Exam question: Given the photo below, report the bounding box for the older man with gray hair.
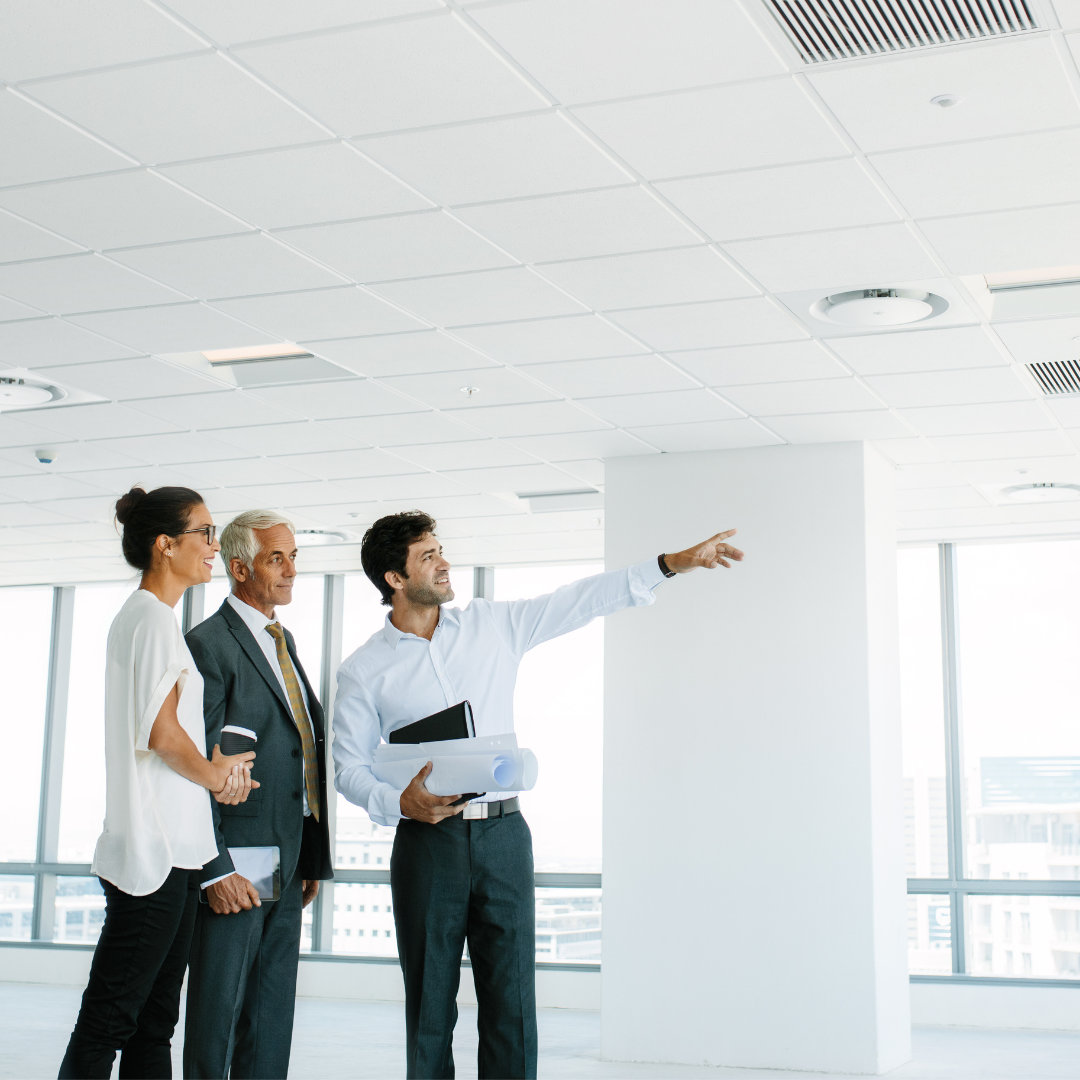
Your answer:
[183,510,332,1079]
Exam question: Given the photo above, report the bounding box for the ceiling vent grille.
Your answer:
[765,0,1038,64]
[1027,360,1080,397]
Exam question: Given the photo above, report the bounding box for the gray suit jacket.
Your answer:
[186,600,333,885]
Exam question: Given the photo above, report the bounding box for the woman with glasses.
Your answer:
[60,486,259,1079]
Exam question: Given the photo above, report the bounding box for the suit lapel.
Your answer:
[219,601,292,716]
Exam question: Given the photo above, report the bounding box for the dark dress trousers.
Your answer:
[182,600,332,1080]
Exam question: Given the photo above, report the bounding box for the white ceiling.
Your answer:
[2,0,1080,584]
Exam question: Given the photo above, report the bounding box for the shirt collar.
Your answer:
[380,605,458,648]
[227,593,277,638]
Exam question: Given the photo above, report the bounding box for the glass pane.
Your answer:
[906,894,952,975]
[535,887,601,964]
[53,876,105,944]
[966,895,1080,979]
[0,586,52,860]
[301,902,313,954]
[897,547,948,878]
[58,582,134,863]
[495,564,603,874]
[329,882,397,957]
[334,568,475,867]
[956,540,1080,880]
[0,876,35,941]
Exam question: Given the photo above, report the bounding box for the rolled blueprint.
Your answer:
[373,738,538,796]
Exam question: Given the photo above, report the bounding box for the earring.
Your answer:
[165,550,173,558]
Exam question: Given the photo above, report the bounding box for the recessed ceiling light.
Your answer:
[985,266,1080,290]
[811,289,946,328]
[0,375,66,410]
[517,489,602,513]
[202,343,311,364]
[294,529,350,546]
[1002,483,1080,504]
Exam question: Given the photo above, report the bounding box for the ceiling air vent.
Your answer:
[765,0,1038,64]
[1027,360,1080,397]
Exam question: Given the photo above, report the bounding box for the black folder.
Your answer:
[388,701,479,803]
[389,700,475,744]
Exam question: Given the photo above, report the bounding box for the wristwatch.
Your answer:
[658,553,676,578]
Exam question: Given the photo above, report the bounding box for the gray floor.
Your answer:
[5,982,1080,1079]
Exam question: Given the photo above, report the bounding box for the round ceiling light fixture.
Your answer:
[294,529,350,546]
[811,288,947,328]
[0,375,66,409]
[1002,482,1080,504]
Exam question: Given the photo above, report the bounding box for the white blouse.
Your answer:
[91,589,218,896]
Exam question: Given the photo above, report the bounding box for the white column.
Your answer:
[602,443,910,1074]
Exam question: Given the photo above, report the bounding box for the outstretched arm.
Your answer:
[662,529,744,573]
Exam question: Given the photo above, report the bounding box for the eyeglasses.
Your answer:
[179,524,217,546]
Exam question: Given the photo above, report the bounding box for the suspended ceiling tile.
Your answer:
[581,387,740,426]
[722,223,941,294]
[316,410,481,448]
[162,143,431,231]
[325,470,472,502]
[452,314,644,364]
[379,367,557,411]
[171,456,319,490]
[442,462,583,495]
[391,438,531,472]
[69,303,274,355]
[280,211,515,283]
[309,331,494,377]
[265,447,421,480]
[658,159,899,242]
[0,317,138,368]
[127,389,305,431]
[994,316,1080,366]
[358,112,630,205]
[10,441,143,474]
[626,416,783,452]
[473,0,785,103]
[0,170,244,250]
[207,478,342,509]
[30,401,186,440]
[864,368,1034,410]
[1044,398,1080,427]
[0,296,44,322]
[212,287,425,343]
[39,357,224,401]
[608,297,805,352]
[0,254,187,315]
[248,379,418,421]
[870,128,1080,220]
[919,203,1080,277]
[0,413,77,449]
[509,428,651,461]
[456,186,699,263]
[899,401,1054,438]
[928,429,1075,461]
[370,268,585,328]
[574,80,848,179]
[0,93,129,187]
[520,355,696,398]
[112,234,344,300]
[874,438,946,465]
[0,208,83,263]
[25,53,326,162]
[0,0,204,81]
[830,326,1010,375]
[807,37,1080,154]
[88,429,263,464]
[538,246,755,310]
[765,410,914,442]
[720,378,883,416]
[448,400,609,437]
[0,471,110,501]
[0,502,80,526]
[671,341,848,386]
[236,14,545,136]
[163,0,444,44]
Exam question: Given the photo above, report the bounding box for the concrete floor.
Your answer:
[6,982,1080,1079]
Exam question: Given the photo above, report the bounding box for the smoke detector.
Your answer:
[811,288,948,327]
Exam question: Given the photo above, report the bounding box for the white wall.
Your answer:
[601,444,910,1074]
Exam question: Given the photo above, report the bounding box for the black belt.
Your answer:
[462,797,520,820]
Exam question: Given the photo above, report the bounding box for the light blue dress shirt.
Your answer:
[332,559,667,826]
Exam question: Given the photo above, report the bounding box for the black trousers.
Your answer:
[183,867,303,1079]
[391,811,537,1080]
[59,867,197,1080]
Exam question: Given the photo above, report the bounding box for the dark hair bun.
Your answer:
[115,487,147,526]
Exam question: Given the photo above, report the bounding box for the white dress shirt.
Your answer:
[226,594,312,817]
[92,590,218,896]
[333,559,666,827]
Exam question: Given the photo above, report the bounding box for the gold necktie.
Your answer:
[266,622,320,821]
